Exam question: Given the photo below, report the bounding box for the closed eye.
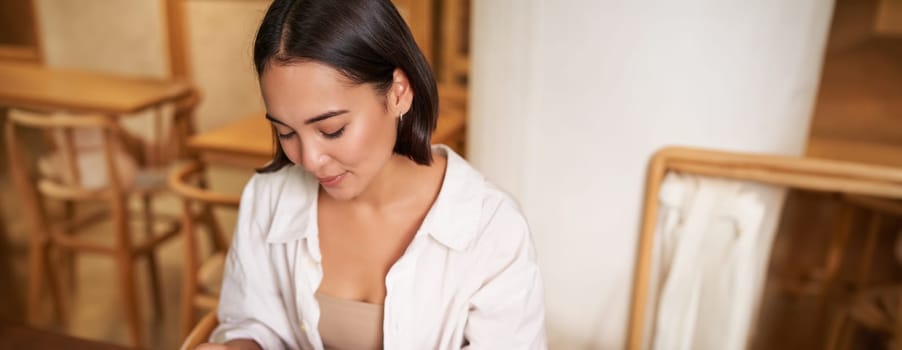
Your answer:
[321,127,345,139]
[277,131,296,139]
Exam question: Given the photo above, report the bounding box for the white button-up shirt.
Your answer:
[210,146,546,349]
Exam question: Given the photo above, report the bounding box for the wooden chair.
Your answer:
[824,196,902,350]
[627,146,902,350]
[4,111,182,348]
[168,161,239,339]
[179,308,219,350]
[828,285,902,350]
[0,203,24,327]
[780,194,901,299]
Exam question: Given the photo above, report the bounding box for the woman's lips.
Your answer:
[318,172,346,187]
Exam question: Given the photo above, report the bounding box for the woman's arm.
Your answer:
[194,339,263,350]
[206,176,293,349]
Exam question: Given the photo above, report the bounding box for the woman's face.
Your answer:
[260,61,412,200]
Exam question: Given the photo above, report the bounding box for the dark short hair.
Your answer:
[254,0,438,173]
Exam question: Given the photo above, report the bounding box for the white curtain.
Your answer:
[647,172,787,350]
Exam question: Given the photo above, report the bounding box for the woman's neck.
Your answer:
[344,153,438,213]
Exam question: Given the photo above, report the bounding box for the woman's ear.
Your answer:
[389,68,414,118]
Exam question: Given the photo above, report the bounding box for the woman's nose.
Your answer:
[299,141,329,172]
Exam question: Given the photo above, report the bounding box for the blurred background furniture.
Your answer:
[4,111,183,348]
[0,325,131,350]
[0,205,23,327]
[178,309,218,350]
[827,278,902,350]
[628,146,902,350]
[168,161,239,339]
[0,61,191,116]
[824,195,902,350]
[0,61,198,163]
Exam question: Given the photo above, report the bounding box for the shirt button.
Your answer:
[301,321,307,331]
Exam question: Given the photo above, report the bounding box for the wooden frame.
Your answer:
[627,146,902,350]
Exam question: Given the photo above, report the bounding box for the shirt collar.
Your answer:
[264,145,484,252]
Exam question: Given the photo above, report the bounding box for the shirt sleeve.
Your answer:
[209,175,291,350]
[463,200,548,349]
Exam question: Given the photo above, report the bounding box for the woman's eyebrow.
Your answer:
[265,110,349,126]
[304,110,349,124]
[265,113,288,126]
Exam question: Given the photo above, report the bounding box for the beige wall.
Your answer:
[184,0,267,132]
[35,0,168,78]
[34,0,267,133]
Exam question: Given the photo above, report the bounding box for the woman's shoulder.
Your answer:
[442,147,524,219]
[478,182,530,240]
[438,149,530,250]
[464,177,534,264]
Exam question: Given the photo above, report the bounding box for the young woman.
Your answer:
[196,1,545,349]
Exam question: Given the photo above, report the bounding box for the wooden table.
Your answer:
[0,61,191,115]
[189,108,467,168]
[0,325,131,350]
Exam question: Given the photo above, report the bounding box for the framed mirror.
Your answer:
[628,146,902,350]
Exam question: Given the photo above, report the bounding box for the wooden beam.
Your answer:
[162,0,191,79]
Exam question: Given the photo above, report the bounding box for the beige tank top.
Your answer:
[315,292,384,350]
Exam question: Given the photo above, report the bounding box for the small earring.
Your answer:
[399,113,405,122]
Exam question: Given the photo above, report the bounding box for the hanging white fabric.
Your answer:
[648,172,786,350]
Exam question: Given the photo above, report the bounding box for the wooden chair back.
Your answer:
[168,161,239,338]
[179,308,219,350]
[5,109,184,346]
[7,111,129,195]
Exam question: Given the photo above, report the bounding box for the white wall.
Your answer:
[469,1,835,348]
